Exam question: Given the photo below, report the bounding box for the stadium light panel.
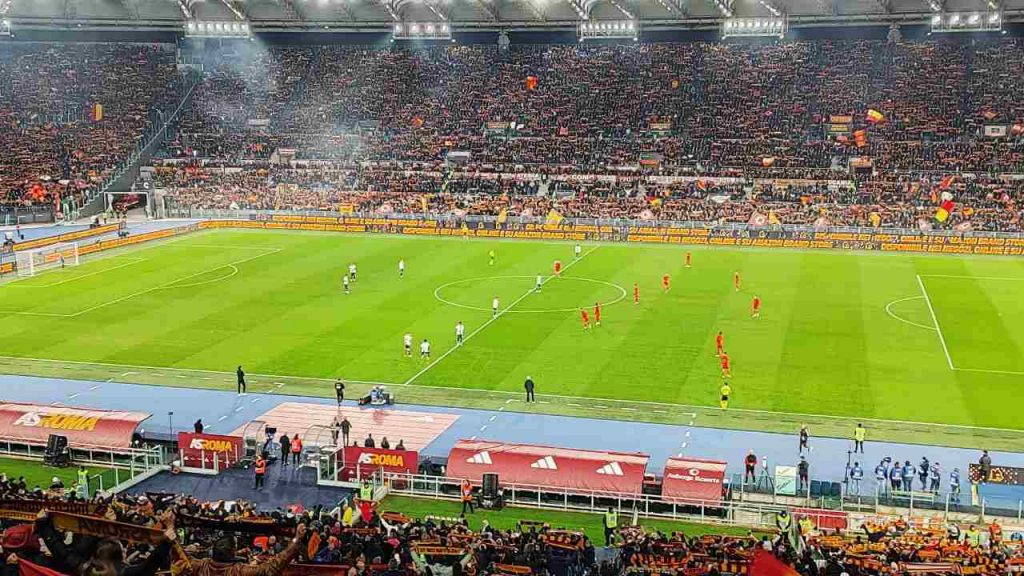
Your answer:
[393,21,453,39]
[722,16,787,38]
[930,10,1000,32]
[578,19,638,40]
[184,20,253,38]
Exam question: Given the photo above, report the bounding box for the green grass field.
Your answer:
[379,496,751,539]
[0,456,117,492]
[1,229,1022,448]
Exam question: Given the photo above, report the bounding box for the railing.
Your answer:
[0,440,167,496]
[371,470,831,530]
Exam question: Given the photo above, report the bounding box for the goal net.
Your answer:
[15,242,80,277]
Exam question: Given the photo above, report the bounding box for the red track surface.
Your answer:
[233,402,459,451]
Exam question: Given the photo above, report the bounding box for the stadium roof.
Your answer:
[3,0,1022,33]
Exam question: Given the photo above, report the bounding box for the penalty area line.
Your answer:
[64,248,281,318]
[402,246,600,386]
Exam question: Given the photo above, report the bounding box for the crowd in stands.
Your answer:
[155,165,1022,231]
[3,39,1024,230]
[148,39,1024,231]
[2,470,1023,576]
[0,43,185,210]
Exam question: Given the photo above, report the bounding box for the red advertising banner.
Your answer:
[447,439,649,494]
[177,432,243,470]
[0,402,149,450]
[341,446,418,479]
[794,507,848,531]
[661,457,726,504]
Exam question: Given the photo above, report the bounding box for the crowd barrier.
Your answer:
[11,223,122,253]
[195,215,1024,256]
[6,211,1022,276]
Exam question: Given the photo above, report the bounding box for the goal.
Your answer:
[15,242,80,277]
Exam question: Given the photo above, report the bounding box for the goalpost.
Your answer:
[15,242,80,277]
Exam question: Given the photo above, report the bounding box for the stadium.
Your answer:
[2,0,1024,575]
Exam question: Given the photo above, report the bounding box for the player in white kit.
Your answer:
[420,339,431,359]
[492,296,500,317]
[398,259,405,278]
[403,333,413,357]
[455,321,465,345]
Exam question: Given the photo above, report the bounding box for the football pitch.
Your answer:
[1,228,1022,449]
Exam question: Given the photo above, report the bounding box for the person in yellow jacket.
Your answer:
[603,507,618,546]
[853,423,866,453]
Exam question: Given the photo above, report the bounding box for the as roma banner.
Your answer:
[661,457,726,504]
[0,402,150,450]
[0,499,101,521]
[342,446,418,477]
[177,432,243,469]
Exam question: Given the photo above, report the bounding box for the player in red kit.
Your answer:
[554,260,562,276]
[662,274,671,293]
[720,352,731,378]
[715,331,724,357]
[633,283,640,305]
[685,252,692,268]
[580,308,591,330]
[751,295,761,319]
[594,302,601,326]
[734,271,741,292]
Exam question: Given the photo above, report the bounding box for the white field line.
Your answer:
[916,275,955,370]
[954,367,1024,376]
[67,248,280,317]
[1,258,147,288]
[0,353,1019,434]
[883,295,936,331]
[919,274,1024,282]
[403,246,600,385]
[2,248,280,318]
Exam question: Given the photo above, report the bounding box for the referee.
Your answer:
[236,366,246,394]
[335,380,345,406]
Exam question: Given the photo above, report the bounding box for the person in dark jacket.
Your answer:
[279,433,290,467]
[236,366,246,394]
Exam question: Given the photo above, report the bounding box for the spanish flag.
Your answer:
[853,129,868,148]
[525,75,538,91]
[496,208,508,225]
[90,103,103,122]
[768,210,779,225]
[544,209,564,228]
[869,212,881,227]
[866,109,885,123]
[936,199,954,223]
[419,195,429,212]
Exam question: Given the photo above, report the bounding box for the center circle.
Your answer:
[434,275,627,314]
